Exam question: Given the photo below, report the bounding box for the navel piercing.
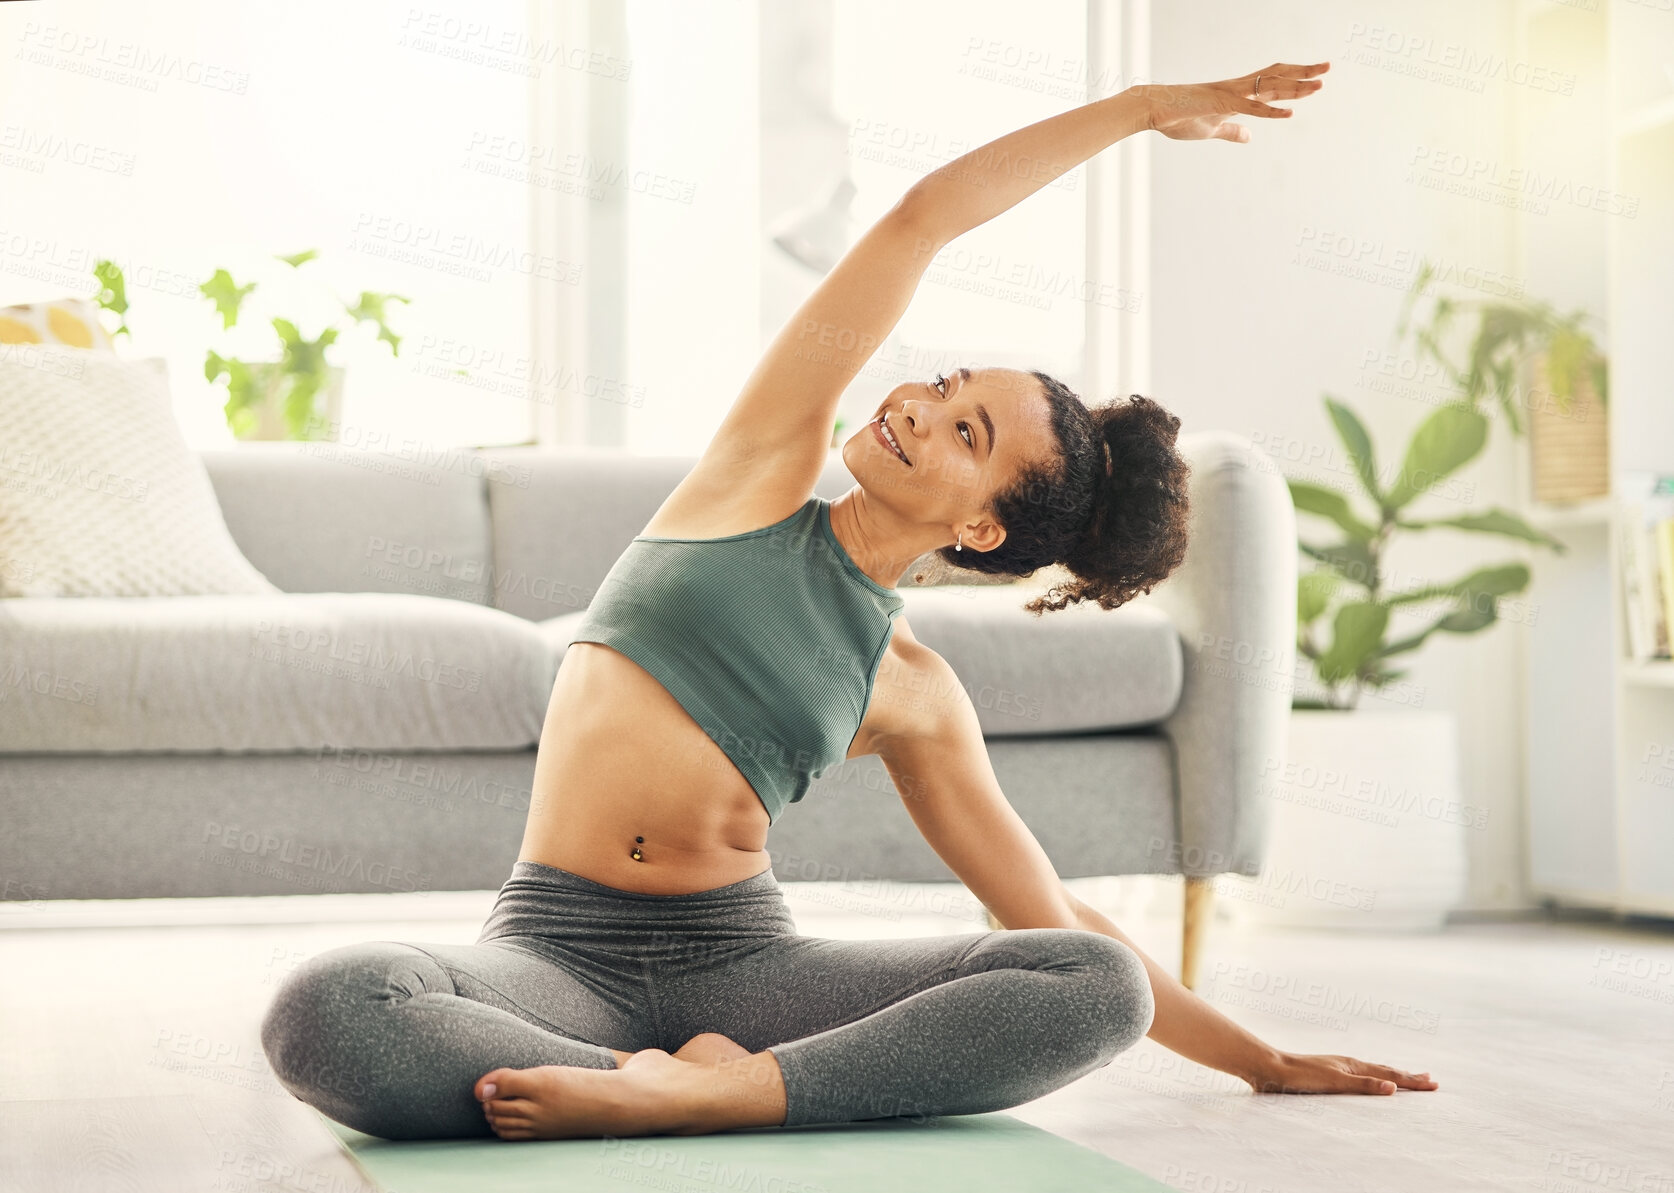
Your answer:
[956,531,963,551]
[631,835,645,862]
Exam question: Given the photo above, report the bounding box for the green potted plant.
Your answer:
[1290,394,1566,709]
[1226,356,1571,932]
[1396,259,1609,501]
[92,253,409,442]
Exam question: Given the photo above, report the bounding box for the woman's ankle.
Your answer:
[666,1050,788,1134]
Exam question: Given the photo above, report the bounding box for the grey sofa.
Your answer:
[0,433,1295,985]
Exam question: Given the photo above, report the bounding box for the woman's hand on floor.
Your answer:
[1243,1050,1439,1095]
[1133,61,1330,144]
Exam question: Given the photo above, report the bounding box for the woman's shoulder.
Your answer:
[863,616,962,745]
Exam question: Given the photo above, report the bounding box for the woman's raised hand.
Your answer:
[1135,61,1330,143]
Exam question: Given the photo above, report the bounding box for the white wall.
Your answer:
[1148,1,1538,910]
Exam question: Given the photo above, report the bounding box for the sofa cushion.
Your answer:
[200,443,497,604]
[0,296,116,350]
[0,593,555,753]
[896,585,1182,734]
[0,348,279,598]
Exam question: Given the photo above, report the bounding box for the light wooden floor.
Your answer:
[1,878,1669,1193]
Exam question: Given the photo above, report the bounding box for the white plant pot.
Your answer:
[1220,708,1470,931]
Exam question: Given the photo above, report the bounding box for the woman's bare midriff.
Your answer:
[515,641,784,895]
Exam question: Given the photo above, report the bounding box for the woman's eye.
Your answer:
[933,374,948,393]
[959,422,973,448]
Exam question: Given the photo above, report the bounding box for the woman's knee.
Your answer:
[978,928,1155,1061]
[1077,933,1155,1059]
[259,940,448,1105]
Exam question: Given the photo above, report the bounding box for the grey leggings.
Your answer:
[259,860,1154,1139]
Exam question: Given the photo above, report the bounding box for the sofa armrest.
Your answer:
[1138,431,1297,879]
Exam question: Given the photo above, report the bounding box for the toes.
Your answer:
[479,1067,538,1101]
[487,1099,530,1121]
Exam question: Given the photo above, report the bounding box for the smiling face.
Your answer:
[841,366,1057,554]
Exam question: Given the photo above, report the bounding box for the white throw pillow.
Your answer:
[0,344,278,597]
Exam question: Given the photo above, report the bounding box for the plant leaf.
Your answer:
[1384,401,1487,510]
[91,259,131,339]
[201,269,257,331]
[1436,604,1497,633]
[1316,601,1390,684]
[1298,570,1341,625]
[1322,395,1381,507]
[1383,562,1530,608]
[216,358,262,437]
[277,249,320,269]
[1288,480,1378,543]
[1377,627,1435,658]
[1396,506,1566,553]
[284,371,322,439]
[344,290,410,355]
[1299,540,1377,589]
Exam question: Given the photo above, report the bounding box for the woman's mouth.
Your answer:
[873,413,911,465]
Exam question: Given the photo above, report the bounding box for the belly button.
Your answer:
[630,835,645,862]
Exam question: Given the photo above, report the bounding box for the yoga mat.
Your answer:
[323,1111,1179,1192]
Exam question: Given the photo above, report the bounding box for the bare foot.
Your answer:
[476,1049,691,1140]
[671,1032,752,1066]
[475,1040,786,1140]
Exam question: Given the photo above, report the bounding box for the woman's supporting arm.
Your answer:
[902,61,1329,249]
[1066,892,1438,1095]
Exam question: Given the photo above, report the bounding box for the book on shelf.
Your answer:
[1616,471,1674,663]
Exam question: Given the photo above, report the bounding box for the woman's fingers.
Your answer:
[1266,61,1332,78]
[1386,1067,1438,1089]
[1238,98,1294,119]
[1256,77,1326,100]
[1361,1059,1439,1090]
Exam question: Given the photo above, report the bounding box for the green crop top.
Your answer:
[568,494,905,824]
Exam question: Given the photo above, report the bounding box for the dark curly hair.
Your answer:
[929,371,1193,616]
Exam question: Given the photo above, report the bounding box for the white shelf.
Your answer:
[1525,497,1613,530]
[1518,0,1674,924]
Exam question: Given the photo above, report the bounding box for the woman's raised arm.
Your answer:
[684,61,1326,521]
[904,61,1329,248]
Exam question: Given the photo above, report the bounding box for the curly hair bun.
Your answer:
[1041,394,1192,614]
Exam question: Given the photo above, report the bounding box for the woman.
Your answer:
[261,58,1437,1143]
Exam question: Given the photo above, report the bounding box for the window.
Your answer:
[1,1,533,451]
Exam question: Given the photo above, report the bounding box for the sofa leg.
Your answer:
[1182,876,1214,990]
